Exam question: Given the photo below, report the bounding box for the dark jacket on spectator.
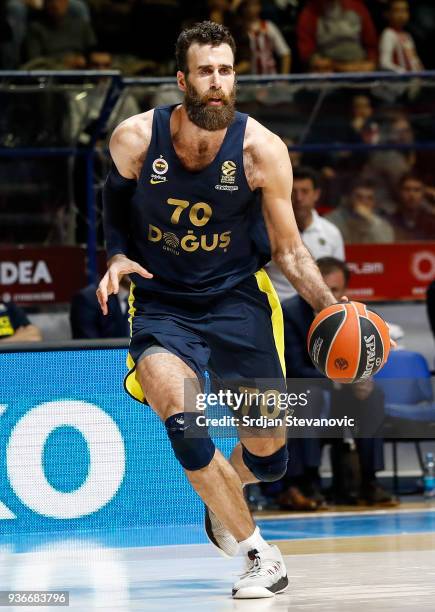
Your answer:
[282,295,323,379]
[70,284,129,340]
[24,13,96,62]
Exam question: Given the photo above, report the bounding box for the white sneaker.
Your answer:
[204,505,239,557]
[232,545,289,599]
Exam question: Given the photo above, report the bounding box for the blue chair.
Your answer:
[375,350,433,410]
[375,350,435,493]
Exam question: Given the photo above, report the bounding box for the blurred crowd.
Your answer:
[1,1,435,250]
[0,0,434,74]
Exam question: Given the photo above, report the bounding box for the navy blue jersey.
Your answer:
[127,105,263,298]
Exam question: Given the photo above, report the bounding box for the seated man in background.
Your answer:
[23,0,96,69]
[327,179,394,243]
[0,300,42,343]
[2,0,90,67]
[266,166,345,302]
[297,0,378,73]
[70,276,130,339]
[281,257,396,506]
[388,174,435,241]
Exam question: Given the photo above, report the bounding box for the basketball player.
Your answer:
[97,21,339,599]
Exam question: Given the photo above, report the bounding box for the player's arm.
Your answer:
[256,133,336,312]
[97,116,153,315]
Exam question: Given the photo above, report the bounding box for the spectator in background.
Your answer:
[129,0,182,75]
[266,166,345,302]
[72,49,140,243]
[388,174,435,240]
[362,111,418,213]
[23,0,96,69]
[1,0,90,68]
[327,179,395,243]
[25,0,90,21]
[379,0,423,73]
[87,0,134,55]
[427,280,435,341]
[0,301,42,342]
[189,1,252,74]
[203,0,231,24]
[0,0,14,68]
[70,276,130,339]
[236,0,291,74]
[86,50,140,134]
[407,0,435,70]
[276,258,348,510]
[297,0,378,73]
[349,94,375,140]
[281,257,396,507]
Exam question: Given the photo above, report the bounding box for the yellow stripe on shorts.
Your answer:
[125,281,146,403]
[254,269,286,377]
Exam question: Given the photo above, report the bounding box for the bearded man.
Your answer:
[97,20,340,600]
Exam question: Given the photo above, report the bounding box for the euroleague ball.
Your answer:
[307,301,390,382]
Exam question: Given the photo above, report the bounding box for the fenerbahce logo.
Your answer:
[150,156,168,185]
[215,160,239,192]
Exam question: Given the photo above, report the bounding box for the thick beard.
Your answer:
[184,80,236,131]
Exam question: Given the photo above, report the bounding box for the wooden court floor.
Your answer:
[1,504,435,611]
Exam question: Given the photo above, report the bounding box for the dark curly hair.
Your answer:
[175,20,236,74]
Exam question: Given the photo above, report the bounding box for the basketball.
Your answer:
[307,302,390,382]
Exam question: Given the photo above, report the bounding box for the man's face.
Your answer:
[242,0,262,20]
[350,187,376,212]
[179,43,236,131]
[389,1,409,28]
[322,269,347,302]
[400,179,424,211]
[352,95,372,120]
[292,178,320,217]
[391,118,414,144]
[45,0,69,20]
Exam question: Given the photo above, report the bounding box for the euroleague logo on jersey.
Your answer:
[215,160,239,192]
[150,156,168,185]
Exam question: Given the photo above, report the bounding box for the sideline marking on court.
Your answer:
[257,506,435,521]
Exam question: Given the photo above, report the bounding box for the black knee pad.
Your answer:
[242,444,288,482]
[165,412,215,471]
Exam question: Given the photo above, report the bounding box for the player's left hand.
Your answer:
[96,254,153,315]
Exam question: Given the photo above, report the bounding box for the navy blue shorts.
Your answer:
[124,269,285,404]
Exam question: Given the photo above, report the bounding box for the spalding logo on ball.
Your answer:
[307,301,390,383]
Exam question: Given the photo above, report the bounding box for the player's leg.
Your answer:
[226,431,289,598]
[135,349,255,545]
[205,270,289,597]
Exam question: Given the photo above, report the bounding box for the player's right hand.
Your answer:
[96,254,153,315]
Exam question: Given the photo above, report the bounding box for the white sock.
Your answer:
[239,526,270,554]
